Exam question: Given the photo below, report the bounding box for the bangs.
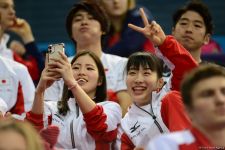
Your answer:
[66,1,109,39]
[126,52,163,77]
[72,2,109,33]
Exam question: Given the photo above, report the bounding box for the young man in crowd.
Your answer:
[44,1,131,116]
[0,0,44,85]
[147,64,225,150]
[171,0,213,64]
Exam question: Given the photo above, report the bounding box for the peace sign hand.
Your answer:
[128,8,166,46]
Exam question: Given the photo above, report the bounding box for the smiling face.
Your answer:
[71,10,103,45]
[0,0,15,29]
[72,54,101,99]
[126,65,161,106]
[188,76,225,129]
[172,10,209,52]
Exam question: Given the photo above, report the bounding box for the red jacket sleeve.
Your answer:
[121,133,135,150]
[158,36,198,91]
[13,52,40,82]
[161,91,192,132]
[26,111,45,131]
[83,105,118,142]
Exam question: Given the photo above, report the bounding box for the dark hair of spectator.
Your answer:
[181,64,225,108]
[65,0,110,44]
[173,0,213,34]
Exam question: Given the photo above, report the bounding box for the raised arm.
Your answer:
[128,8,198,91]
[31,56,57,114]
[128,8,166,47]
[25,56,58,130]
[49,52,96,114]
[9,18,45,84]
[9,18,34,44]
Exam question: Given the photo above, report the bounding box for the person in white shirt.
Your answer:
[0,55,35,116]
[0,0,44,84]
[44,1,131,116]
[0,12,35,116]
[26,50,122,150]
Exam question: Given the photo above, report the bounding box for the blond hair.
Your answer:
[0,119,44,150]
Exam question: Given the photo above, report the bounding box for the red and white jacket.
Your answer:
[116,36,198,149]
[26,99,122,150]
[0,56,35,115]
[147,127,215,150]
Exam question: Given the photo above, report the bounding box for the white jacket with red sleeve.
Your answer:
[115,35,198,150]
[0,56,35,115]
[26,98,122,150]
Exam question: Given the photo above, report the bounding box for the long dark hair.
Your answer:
[58,50,107,115]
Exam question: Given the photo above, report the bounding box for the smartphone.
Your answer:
[48,43,65,63]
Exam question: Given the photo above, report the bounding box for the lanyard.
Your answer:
[134,102,164,133]
[70,103,79,148]
[70,118,76,148]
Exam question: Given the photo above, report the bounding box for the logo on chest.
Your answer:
[129,121,146,140]
[130,121,140,133]
[52,113,65,127]
[0,77,13,94]
[0,77,11,86]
